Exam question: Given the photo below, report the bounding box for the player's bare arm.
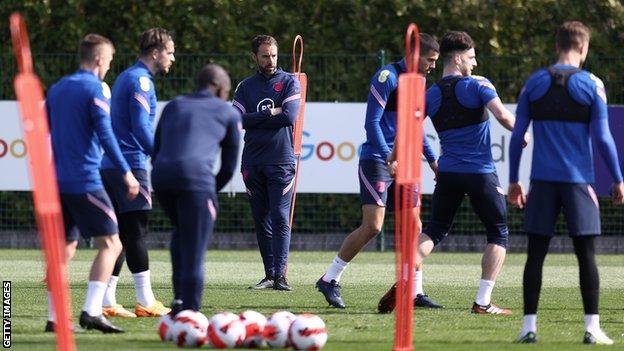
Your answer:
[487,97,530,146]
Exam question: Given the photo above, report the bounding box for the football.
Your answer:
[207,312,246,348]
[289,313,328,350]
[158,314,175,342]
[170,310,209,347]
[264,311,296,348]
[239,310,268,348]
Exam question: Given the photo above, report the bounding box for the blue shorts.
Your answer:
[424,172,508,247]
[358,159,420,211]
[524,181,601,236]
[61,190,118,241]
[101,168,152,213]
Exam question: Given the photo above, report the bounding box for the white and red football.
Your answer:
[207,312,246,349]
[170,310,209,348]
[289,313,328,350]
[264,311,296,348]
[239,310,268,348]
[158,313,175,342]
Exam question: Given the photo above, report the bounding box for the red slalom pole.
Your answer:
[289,35,308,228]
[10,13,75,351]
[393,23,425,351]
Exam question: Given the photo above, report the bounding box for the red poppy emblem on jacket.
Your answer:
[273,82,284,92]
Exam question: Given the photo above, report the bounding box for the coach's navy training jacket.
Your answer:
[151,90,242,192]
[232,68,301,166]
[47,70,130,194]
[101,61,157,171]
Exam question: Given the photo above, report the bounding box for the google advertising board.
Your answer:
[12,100,618,195]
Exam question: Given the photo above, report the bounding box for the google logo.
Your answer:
[301,131,363,162]
[0,138,27,158]
[300,131,440,162]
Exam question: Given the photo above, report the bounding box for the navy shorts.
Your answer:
[101,168,152,213]
[358,159,420,211]
[61,190,118,241]
[524,181,601,236]
[424,172,508,247]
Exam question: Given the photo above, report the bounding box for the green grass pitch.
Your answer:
[1,249,622,350]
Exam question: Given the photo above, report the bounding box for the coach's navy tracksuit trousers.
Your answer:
[242,164,296,279]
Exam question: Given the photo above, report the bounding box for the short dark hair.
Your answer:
[139,28,172,56]
[196,63,230,91]
[440,31,474,61]
[556,21,590,52]
[420,33,439,56]
[79,33,114,63]
[251,35,278,54]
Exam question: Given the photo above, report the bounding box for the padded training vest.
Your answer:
[431,76,487,132]
[529,67,591,123]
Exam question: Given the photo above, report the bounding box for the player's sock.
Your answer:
[584,314,600,333]
[133,270,156,307]
[413,269,424,296]
[102,275,119,307]
[47,291,56,322]
[520,314,537,335]
[323,256,348,283]
[475,279,495,306]
[83,281,107,316]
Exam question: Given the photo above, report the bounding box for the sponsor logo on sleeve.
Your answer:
[590,74,607,103]
[139,76,151,92]
[378,70,390,83]
[101,82,112,99]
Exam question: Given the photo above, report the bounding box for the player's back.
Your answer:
[104,61,156,169]
[152,91,240,191]
[426,75,498,173]
[522,64,600,183]
[47,70,110,193]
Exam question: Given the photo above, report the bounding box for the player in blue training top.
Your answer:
[152,64,241,315]
[509,21,624,345]
[317,33,441,310]
[45,34,139,333]
[99,28,175,318]
[232,35,301,292]
[413,31,529,316]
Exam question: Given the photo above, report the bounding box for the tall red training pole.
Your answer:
[10,13,76,351]
[393,23,425,351]
[289,35,307,228]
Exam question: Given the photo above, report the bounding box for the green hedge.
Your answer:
[2,1,624,102]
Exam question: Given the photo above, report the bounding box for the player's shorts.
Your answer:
[101,168,152,213]
[424,172,508,247]
[524,181,601,236]
[358,159,420,211]
[61,190,118,241]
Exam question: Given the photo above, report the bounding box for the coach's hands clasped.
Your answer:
[270,107,282,116]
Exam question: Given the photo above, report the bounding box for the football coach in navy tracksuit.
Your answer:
[232,35,301,292]
[151,64,241,314]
